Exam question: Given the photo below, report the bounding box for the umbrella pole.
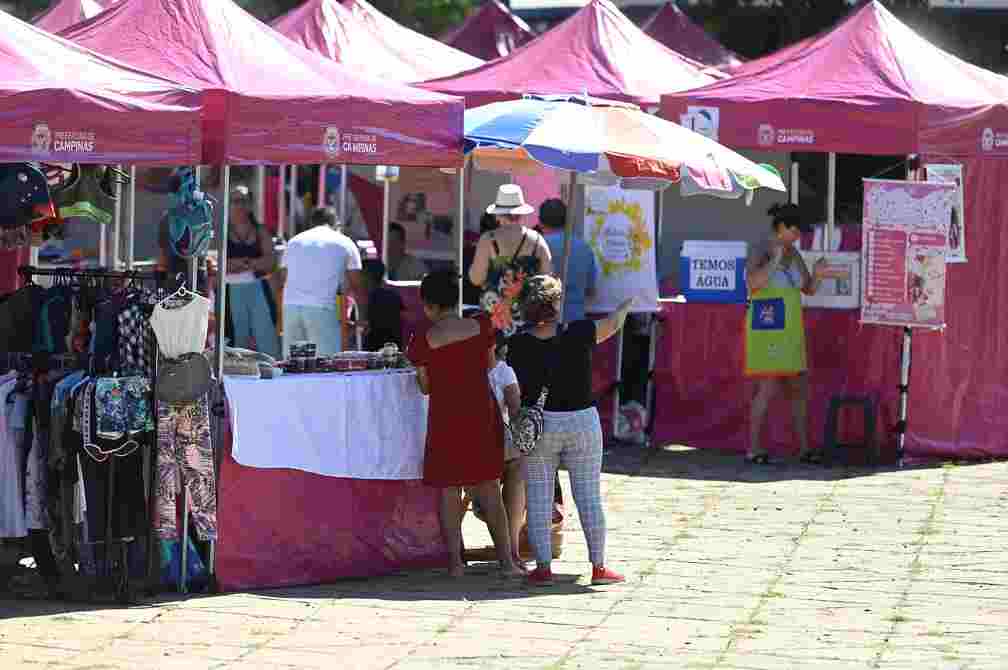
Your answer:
[127,166,136,270]
[255,166,266,226]
[277,166,286,239]
[558,171,577,322]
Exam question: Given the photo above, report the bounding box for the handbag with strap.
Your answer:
[510,385,548,455]
[156,352,213,403]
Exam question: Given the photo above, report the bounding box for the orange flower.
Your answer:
[490,301,512,330]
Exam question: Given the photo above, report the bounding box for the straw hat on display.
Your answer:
[486,183,534,216]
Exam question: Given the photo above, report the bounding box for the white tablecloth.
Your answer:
[223,370,428,479]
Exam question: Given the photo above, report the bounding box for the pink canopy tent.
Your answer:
[32,0,106,32]
[419,0,718,108]
[642,2,743,73]
[61,0,464,165]
[0,9,201,165]
[656,1,1008,461]
[660,1,1008,157]
[272,0,484,82]
[439,0,535,61]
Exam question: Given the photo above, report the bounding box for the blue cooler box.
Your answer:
[680,240,748,304]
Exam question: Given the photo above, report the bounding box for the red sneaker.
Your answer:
[591,566,625,586]
[526,566,554,586]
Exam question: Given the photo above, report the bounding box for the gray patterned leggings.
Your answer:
[523,407,606,567]
[155,398,217,542]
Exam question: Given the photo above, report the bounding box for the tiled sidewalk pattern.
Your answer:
[1,446,1006,669]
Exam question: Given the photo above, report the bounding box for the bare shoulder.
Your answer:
[426,317,481,350]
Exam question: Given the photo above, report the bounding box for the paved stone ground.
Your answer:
[2,445,1008,670]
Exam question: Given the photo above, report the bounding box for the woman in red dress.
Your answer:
[408,270,523,578]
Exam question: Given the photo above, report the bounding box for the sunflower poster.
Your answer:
[584,186,659,313]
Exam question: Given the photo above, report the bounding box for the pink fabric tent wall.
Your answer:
[0,9,201,165]
[61,0,464,165]
[642,2,743,73]
[439,0,535,61]
[657,1,1008,460]
[32,0,106,33]
[272,0,483,82]
[419,0,717,108]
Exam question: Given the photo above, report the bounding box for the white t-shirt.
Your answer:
[149,294,212,359]
[282,225,362,309]
[489,360,519,427]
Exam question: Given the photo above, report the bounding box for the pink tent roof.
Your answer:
[61,0,464,165]
[32,0,106,33]
[661,1,1008,158]
[0,9,200,165]
[419,0,717,108]
[439,0,535,62]
[271,0,482,82]
[642,3,743,73]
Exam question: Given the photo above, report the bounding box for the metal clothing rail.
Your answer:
[15,264,203,600]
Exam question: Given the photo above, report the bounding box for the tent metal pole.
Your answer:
[457,159,466,315]
[613,328,624,443]
[277,165,286,239]
[826,152,836,251]
[643,188,663,447]
[339,165,348,227]
[111,165,123,269]
[382,178,391,266]
[126,167,136,269]
[790,162,800,206]
[895,156,918,469]
[558,171,578,322]
[99,218,107,268]
[288,165,298,236]
[255,166,266,225]
[318,164,327,209]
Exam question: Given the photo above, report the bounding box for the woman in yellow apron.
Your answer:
[745,204,826,465]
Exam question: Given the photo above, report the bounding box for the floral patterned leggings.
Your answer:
[155,398,217,542]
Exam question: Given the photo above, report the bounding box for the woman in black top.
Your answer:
[508,275,632,587]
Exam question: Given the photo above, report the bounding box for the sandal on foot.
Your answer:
[799,450,823,465]
[745,453,770,465]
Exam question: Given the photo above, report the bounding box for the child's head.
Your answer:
[363,259,386,287]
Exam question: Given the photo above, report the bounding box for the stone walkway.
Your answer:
[2,445,1007,669]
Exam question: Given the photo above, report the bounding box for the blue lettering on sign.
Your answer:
[751,298,785,330]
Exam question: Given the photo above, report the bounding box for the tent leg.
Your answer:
[826,152,836,251]
[277,166,286,239]
[210,164,231,586]
[644,315,658,448]
[457,159,467,315]
[288,165,298,236]
[99,219,108,268]
[382,179,391,265]
[897,326,911,469]
[111,165,123,269]
[558,171,578,323]
[339,165,348,227]
[255,166,266,226]
[127,167,136,270]
[612,328,624,444]
[790,162,800,206]
[318,164,327,209]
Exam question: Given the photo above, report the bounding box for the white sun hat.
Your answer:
[486,183,534,215]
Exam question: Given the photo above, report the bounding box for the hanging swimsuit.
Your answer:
[479,229,542,337]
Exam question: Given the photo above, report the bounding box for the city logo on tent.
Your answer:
[981,127,1008,152]
[31,123,95,155]
[757,123,815,147]
[324,127,378,158]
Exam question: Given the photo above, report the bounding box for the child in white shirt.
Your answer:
[486,338,526,567]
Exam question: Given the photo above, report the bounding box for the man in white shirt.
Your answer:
[279,207,362,357]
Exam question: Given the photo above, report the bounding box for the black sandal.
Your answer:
[745,453,770,465]
[799,450,823,465]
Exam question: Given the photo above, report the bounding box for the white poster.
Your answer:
[924,164,966,263]
[799,251,861,309]
[584,186,659,313]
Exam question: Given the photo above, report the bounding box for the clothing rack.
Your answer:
[14,265,203,600]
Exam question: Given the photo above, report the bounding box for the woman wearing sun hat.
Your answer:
[469,184,553,337]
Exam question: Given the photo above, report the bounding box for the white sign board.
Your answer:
[799,251,861,309]
[924,164,966,263]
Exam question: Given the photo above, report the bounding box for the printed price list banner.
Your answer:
[861,179,955,329]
